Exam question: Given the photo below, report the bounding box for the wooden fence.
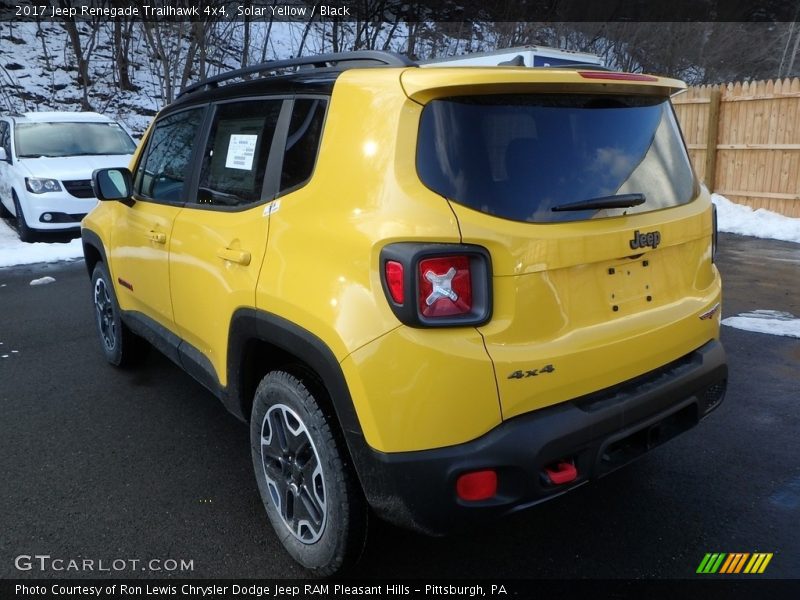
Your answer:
[673,78,800,218]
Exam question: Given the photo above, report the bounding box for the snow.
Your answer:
[0,220,83,267]
[712,193,800,244]
[722,310,800,338]
[0,20,419,137]
[1,22,157,135]
[0,21,362,136]
[29,275,56,285]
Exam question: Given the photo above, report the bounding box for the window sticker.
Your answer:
[225,134,258,170]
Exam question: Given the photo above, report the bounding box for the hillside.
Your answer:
[0,20,309,135]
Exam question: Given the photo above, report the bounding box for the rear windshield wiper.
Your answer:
[551,193,646,212]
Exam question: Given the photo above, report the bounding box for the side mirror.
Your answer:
[92,167,132,201]
[0,147,8,162]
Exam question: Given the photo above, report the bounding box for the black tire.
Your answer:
[13,191,36,243]
[90,262,148,367]
[250,370,368,576]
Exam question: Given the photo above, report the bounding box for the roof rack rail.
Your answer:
[178,51,416,99]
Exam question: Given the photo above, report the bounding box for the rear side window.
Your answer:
[197,99,283,207]
[135,108,204,203]
[417,94,696,223]
[280,98,326,194]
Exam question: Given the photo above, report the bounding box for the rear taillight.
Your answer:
[380,243,491,327]
[418,256,472,317]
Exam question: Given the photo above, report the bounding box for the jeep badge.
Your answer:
[629,230,661,250]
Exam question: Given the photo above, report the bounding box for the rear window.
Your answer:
[416,94,696,223]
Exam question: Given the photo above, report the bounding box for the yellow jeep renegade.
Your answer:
[83,51,727,575]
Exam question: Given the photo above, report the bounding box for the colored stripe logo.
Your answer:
[697,553,773,574]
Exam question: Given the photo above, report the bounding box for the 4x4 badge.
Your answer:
[507,364,555,379]
[629,229,661,250]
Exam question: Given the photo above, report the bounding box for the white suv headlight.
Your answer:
[25,177,62,193]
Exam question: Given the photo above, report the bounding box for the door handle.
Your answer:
[217,247,251,266]
[147,230,166,244]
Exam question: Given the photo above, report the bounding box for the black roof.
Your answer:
[164,51,416,115]
[164,72,341,114]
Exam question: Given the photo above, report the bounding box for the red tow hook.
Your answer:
[544,460,578,485]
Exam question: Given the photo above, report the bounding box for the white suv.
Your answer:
[0,112,136,241]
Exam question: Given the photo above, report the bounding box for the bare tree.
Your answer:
[139,19,179,103]
[113,16,136,91]
[0,63,24,112]
[259,17,276,63]
[59,0,102,110]
[510,22,795,84]
[138,18,206,104]
[34,19,53,73]
[405,20,421,58]
[296,2,321,56]
[241,1,251,68]
[179,21,207,90]
[778,20,800,78]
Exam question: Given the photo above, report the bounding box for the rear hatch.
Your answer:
[405,68,720,419]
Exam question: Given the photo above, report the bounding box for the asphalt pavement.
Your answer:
[0,233,798,580]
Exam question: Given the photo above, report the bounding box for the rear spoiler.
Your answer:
[400,68,687,104]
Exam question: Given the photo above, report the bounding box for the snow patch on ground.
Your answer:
[29,275,56,286]
[0,220,83,267]
[713,194,800,244]
[722,310,800,338]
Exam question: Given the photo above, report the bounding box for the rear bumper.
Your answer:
[354,339,727,534]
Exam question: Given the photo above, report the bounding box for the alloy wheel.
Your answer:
[260,404,327,543]
[93,277,116,351]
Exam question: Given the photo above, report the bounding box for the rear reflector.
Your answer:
[385,260,405,304]
[418,256,472,318]
[578,71,658,82]
[544,460,578,485]
[456,470,497,501]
